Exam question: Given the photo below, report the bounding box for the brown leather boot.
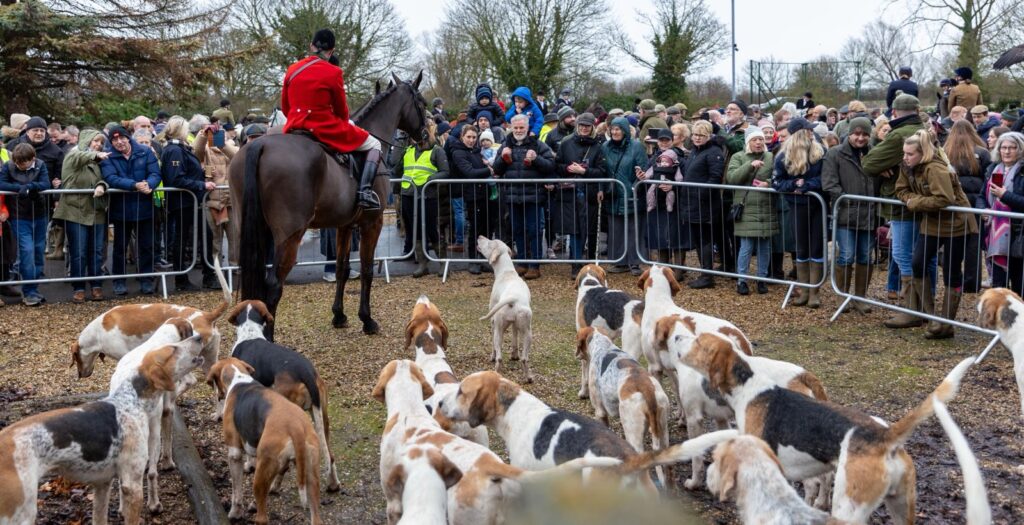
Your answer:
[884,277,924,328]
[853,264,872,313]
[524,268,541,280]
[834,265,851,313]
[925,288,960,340]
[792,262,809,306]
[807,262,823,308]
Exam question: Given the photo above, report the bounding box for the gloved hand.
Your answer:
[18,186,30,197]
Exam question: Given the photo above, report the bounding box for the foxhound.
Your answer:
[437,369,740,494]
[477,236,534,383]
[977,288,1024,420]
[678,332,975,524]
[209,357,323,525]
[706,397,991,525]
[383,444,463,525]
[576,327,671,485]
[210,300,340,492]
[71,262,229,378]
[373,360,623,525]
[0,334,203,525]
[575,264,644,399]
[406,295,489,446]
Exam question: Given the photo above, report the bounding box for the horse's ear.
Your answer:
[412,70,423,90]
[375,80,381,95]
[391,72,402,86]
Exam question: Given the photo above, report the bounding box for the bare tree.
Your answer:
[745,57,792,104]
[840,22,915,86]
[416,27,492,110]
[236,0,413,100]
[614,0,726,102]
[443,0,611,96]
[894,0,1021,77]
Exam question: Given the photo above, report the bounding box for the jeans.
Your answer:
[65,221,105,291]
[453,197,465,245]
[11,217,46,297]
[835,228,872,266]
[737,237,771,284]
[112,218,155,291]
[888,220,937,291]
[510,202,542,270]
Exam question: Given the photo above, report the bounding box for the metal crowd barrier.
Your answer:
[420,178,629,281]
[0,188,197,299]
[828,194,1002,360]
[632,179,828,308]
[200,179,414,289]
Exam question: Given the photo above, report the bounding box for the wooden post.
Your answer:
[171,409,229,525]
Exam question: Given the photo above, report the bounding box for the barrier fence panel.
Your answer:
[0,188,198,300]
[422,178,629,281]
[201,179,415,289]
[828,194,1001,360]
[632,179,828,308]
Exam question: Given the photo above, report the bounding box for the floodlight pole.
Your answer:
[731,0,737,99]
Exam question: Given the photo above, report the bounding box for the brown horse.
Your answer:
[229,72,428,338]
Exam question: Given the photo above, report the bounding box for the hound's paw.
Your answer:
[683,479,702,491]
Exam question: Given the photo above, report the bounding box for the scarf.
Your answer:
[987,161,1022,267]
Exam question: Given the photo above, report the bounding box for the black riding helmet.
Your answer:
[312,29,335,51]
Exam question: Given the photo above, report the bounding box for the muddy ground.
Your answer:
[0,268,1021,524]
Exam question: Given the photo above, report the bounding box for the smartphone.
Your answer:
[213,129,226,148]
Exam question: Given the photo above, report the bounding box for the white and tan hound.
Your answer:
[678,333,975,524]
[978,287,1024,420]
[477,236,534,383]
[0,335,203,525]
[405,295,488,446]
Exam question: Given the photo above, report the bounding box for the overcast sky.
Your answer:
[392,0,913,87]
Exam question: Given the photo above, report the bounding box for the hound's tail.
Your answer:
[515,456,623,482]
[480,298,517,321]
[621,429,739,473]
[201,258,232,324]
[933,397,991,524]
[884,357,974,448]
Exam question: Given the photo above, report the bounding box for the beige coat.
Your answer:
[193,130,237,210]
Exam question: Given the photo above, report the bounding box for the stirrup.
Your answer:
[357,189,381,210]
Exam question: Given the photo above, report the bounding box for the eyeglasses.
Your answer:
[999,145,1019,151]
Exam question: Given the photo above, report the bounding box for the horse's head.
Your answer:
[391,71,429,142]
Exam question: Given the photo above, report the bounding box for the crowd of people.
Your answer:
[0,103,270,306]
[398,67,1024,340]
[5,63,1024,341]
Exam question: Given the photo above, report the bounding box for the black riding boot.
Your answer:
[357,149,382,211]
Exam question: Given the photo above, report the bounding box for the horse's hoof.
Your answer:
[333,315,348,329]
[362,320,380,335]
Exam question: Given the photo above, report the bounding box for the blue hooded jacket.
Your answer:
[504,86,544,135]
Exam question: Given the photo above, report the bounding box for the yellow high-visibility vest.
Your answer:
[401,146,437,189]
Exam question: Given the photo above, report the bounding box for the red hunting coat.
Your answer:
[281,56,369,153]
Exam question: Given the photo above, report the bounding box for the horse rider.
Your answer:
[281,28,382,210]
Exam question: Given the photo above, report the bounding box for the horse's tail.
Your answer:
[240,141,269,302]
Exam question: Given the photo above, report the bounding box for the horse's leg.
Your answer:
[332,226,354,329]
[358,215,384,335]
[266,230,303,340]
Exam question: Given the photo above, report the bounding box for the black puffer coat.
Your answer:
[449,140,491,201]
[492,134,555,204]
[556,132,607,199]
[681,136,725,224]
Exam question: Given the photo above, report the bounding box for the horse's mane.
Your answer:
[352,82,403,123]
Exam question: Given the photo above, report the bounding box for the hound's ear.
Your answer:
[575,327,593,360]
[141,347,178,391]
[438,318,449,350]
[375,80,381,95]
[636,269,651,291]
[430,449,463,489]
[410,363,435,400]
[70,342,82,372]
[979,293,1000,329]
[372,361,399,403]
[654,316,677,351]
[662,267,682,296]
[707,340,735,394]
[488,246,502,266]
[412,70,423,90]
[404,319,416,350]
[241,361,255,375]
[715,445,740,502]
[392,72,402,86]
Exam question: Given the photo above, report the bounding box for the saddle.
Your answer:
[287,129,364,174]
